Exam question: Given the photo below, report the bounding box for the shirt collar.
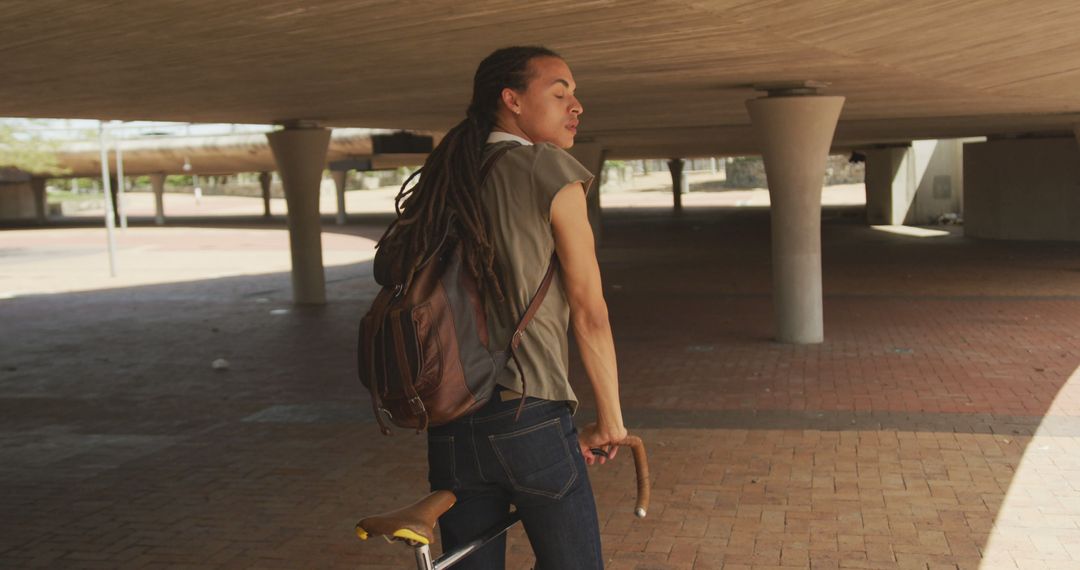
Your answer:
[486,130,533,146]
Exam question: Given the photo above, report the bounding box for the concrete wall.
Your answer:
[0,181,38,220]
[965,137,1080,241]
[908,139,964,225]
[864,139,965,226]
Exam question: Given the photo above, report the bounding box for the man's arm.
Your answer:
[550,181,626,464]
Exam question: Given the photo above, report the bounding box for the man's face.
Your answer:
[512,56,583,149]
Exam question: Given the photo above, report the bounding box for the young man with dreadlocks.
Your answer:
[382,46,625,569]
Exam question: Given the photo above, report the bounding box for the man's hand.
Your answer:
[578,422,628,465]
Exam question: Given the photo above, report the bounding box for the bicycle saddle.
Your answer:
[356,490,456,545]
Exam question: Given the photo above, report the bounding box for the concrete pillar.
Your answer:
[668,158,686,212]
[567,142,606,244]
[863,140,965,226]
[746,94,844,344]
[266,126,332,305]
[30,177,47,223]
[258,171,272,217]
[108,175,120,221]
[862,146,911,225]
[150,173,167,225]
[331,169,348,225]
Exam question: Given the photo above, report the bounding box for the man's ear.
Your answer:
[500,87,521,115]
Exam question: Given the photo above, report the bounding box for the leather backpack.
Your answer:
[357,146,555,434]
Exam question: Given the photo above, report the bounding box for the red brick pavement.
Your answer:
[2,206,1080,569]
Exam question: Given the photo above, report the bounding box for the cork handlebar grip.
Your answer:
[616,435,650,518]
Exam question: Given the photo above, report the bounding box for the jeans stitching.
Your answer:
[489,417,578,500]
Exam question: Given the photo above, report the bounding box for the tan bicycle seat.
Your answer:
[355,490,456,545]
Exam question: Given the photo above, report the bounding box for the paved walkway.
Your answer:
[2,205,1079,569]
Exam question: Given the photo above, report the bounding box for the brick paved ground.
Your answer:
[2,205,1080,569]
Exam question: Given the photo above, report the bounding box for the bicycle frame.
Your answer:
[360,435,649,570]
[414,511,521,570]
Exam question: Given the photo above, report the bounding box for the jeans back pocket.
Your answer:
[489,417,577,499]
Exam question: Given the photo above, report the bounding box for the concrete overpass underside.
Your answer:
[3,2,1080,156]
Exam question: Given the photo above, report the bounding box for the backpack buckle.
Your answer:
[407,396,426,416]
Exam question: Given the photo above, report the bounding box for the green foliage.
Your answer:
[0,123,70,176]
[167,175,194,186]
[47,189,103,203]
[724,156,767,188]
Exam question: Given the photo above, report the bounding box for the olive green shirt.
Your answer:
[480,140,595,412]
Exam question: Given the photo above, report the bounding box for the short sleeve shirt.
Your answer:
[479,139,595,412]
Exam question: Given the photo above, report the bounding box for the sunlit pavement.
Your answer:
[2,204,1079,569]
[57,177,866,220]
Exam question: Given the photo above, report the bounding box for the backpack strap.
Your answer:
[481,143,514,185]
[362,288,397,435]
[506,253,558,420]
[510,255,558,352]
[390,310,429,433]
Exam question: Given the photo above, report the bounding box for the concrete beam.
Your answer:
[746,94,844,344]
[266,127,332,305]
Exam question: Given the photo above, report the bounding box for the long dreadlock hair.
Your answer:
[376,46,561,307]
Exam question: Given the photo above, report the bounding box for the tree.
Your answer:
[0,122,69,176]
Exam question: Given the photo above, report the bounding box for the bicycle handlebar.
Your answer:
[615,435,650,518]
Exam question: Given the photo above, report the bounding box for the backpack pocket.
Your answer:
[411,303,443,393]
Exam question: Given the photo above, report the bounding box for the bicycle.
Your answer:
[356,435,650,570]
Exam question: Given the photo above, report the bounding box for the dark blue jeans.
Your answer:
[427,389,603,569]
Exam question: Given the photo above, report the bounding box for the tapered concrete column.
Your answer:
[266,127,332,305]
[258,171,272,217]
[668,158,686,212]
[30,177,47,223]
[331,169,348,225]
[149,173,167,225]
[746,95,844,344]
[567,142,605,244]
[108,175,120,220]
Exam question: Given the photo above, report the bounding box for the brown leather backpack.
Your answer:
[357,147,555,435]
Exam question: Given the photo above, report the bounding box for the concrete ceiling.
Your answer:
[3,1,1080,159]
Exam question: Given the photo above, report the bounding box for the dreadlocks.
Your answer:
[376,46,561,308]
